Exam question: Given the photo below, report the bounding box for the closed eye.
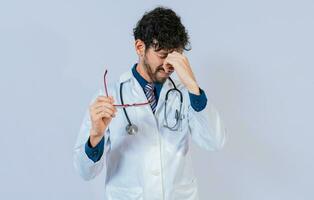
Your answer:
[159,55,167,59]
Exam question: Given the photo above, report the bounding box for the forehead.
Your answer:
[152,48,183,54]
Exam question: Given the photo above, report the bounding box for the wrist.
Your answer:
[89,131,104,147]
[187,82,200,95]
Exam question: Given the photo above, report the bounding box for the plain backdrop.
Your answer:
[0,0,313,200]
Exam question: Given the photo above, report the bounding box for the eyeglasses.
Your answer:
[104,69,151,108]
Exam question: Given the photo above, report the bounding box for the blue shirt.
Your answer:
[85,63,208,162]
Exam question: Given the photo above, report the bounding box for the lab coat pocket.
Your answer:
[162,104,187,133]
[173,178,198,200]
[106,185,143,200]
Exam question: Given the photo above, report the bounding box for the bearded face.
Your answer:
[142,48,174,83]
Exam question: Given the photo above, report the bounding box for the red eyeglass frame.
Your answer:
[104,69,151,108]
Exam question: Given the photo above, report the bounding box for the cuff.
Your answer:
[85,136,104,163]
[189,88,208,112]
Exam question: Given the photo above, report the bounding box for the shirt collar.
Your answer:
[131,63,164,98]
[131,63,148,89]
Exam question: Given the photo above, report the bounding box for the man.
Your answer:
[74,6,226,200]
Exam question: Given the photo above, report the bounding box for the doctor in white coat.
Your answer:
[74,6,226,200]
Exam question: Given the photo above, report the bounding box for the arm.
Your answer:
[187,89,226,151]
[73,107,111,181]
[73,89,113,180]
[163,51,226,150]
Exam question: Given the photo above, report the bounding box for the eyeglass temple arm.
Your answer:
[104,69,109,97]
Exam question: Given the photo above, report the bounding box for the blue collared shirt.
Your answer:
[85,63,208,162]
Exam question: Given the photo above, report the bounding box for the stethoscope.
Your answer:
[120,77,183,135]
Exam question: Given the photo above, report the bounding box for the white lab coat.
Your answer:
[73,69,226,200]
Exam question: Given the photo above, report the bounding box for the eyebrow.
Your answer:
[156,51,167,55]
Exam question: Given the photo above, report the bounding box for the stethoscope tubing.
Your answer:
[120,77,183,134]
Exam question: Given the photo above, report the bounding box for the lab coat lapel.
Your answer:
[119,70,158,129]
[119,70,148,103]
[155,78,173,115]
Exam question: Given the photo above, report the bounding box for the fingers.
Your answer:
[96,96,114,103]
[94,109,115,120]
[163,52,188,72]
[93,96,115,108]
[167,51,187,63]
[91,107,116,121]
[94,105,116,116]
[90,96,117,120]
[93,103,117,113]
[163,60,175,73]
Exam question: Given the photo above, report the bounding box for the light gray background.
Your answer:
[0,0,313,199]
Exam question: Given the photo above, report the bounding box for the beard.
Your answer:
[143,56,168,84]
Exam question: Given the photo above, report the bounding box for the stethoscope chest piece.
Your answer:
[126,124,138,135]
[120,77,183,135]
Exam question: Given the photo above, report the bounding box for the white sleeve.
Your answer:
[73,89,111,181]
[187,96,227,151]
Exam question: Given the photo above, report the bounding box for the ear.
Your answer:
[134,39,146,57]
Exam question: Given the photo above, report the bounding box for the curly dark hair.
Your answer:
[133,6,191,52]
